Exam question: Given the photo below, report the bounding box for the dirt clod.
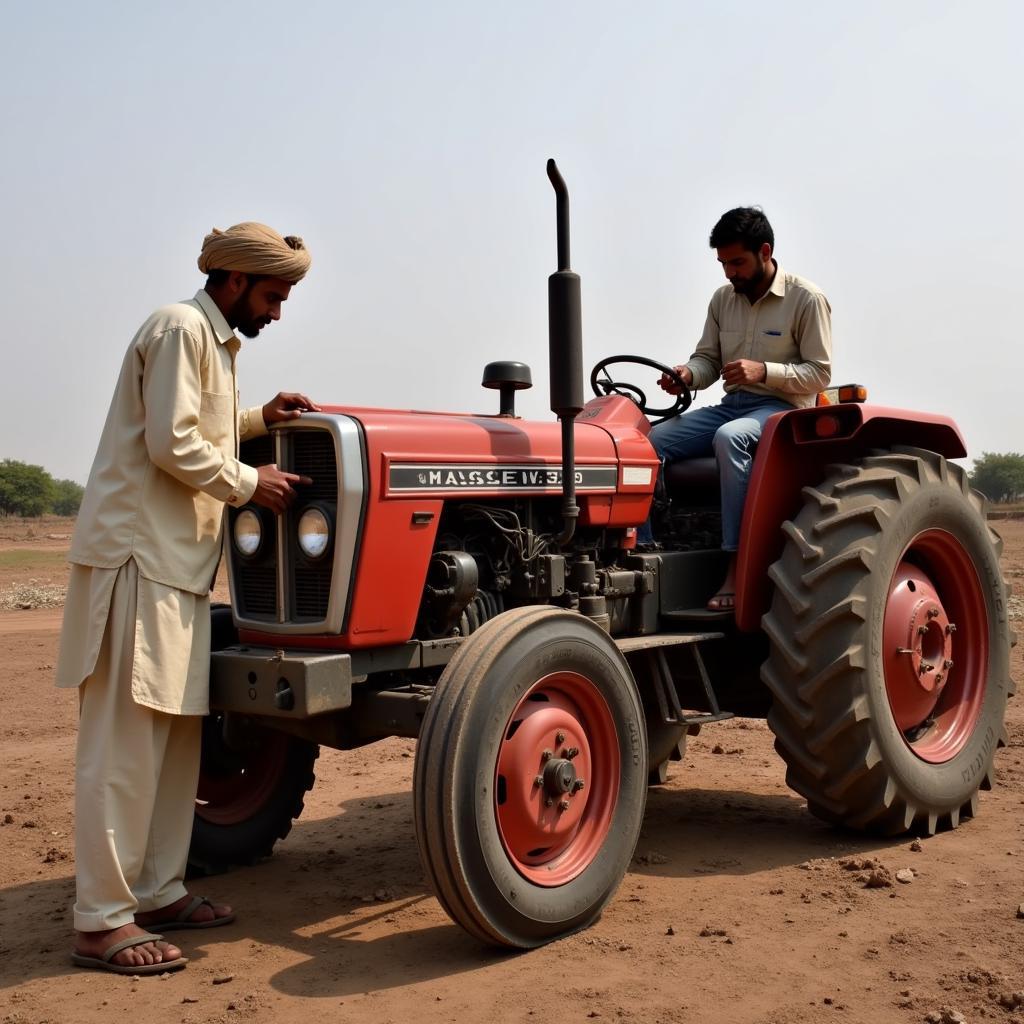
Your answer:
[864,867,894,888]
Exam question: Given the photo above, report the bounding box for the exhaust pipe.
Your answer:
[546,159,584,546]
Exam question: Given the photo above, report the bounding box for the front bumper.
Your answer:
[210,646,354,718]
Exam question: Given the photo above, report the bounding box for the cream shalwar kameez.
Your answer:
[56,289,267,931]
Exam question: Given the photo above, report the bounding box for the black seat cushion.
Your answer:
[663,456,720,507]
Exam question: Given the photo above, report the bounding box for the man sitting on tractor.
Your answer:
[648,206,832,611]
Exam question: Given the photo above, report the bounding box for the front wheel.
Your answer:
[414,606,647,947]
[762,447,1013,835]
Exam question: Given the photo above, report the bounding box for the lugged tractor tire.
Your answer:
[761,446,1013,835]
[188,605,319,875]
[413,605,647,948]
[189,717,319,875]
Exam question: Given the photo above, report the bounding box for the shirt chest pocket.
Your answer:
[199,391,234,450]
[758,327,795,357]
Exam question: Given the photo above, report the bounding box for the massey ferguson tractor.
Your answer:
[194,161,1015,948]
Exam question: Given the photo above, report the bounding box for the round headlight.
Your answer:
[233,509,263,557]
[297,506,331,560]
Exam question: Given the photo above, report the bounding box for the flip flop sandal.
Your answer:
[71,932,187,975]
[146,895,236,931]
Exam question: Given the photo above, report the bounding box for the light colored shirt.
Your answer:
[685,263,832,408]
[56,559,212,715]
[69,289,267,594]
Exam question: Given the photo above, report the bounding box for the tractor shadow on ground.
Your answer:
[0,779,913,997]
[635,781,911,879]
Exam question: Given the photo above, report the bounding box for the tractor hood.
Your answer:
[321,395,657,504]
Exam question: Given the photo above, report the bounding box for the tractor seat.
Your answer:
[663,456,720,506]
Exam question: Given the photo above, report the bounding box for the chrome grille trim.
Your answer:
[227,413,365,635]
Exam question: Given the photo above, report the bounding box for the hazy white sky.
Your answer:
[2,1,1021,483]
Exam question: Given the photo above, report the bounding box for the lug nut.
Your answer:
[534,775,543,787]
[919,662,934,675]
[541,748,553,762]
[573,779,586,792]
[943,659,954,670]
[555,731,566,745]
[564,746,580,759]
[545,797,553,807]
[946,623,957,634]
[918,625,929,636]
[934,674,944,685]
[927,607,940,619]
[558,799,571,812]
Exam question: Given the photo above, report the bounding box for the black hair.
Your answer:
[205,268,267,288]
[709,207,774,253]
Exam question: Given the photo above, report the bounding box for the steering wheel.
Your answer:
[590,355,692,423]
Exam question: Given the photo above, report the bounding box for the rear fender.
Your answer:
[734,404,967,631]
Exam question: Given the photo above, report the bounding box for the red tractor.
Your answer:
[195,162,1015,948]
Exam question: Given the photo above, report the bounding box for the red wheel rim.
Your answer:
[494,671,620,887]
[882,529,989,763]
[195,726,289,825]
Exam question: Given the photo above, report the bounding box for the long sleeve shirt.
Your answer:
[69,289,267,594]
[685,263,832,408]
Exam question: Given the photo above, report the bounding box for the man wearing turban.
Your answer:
[56,222,317,974]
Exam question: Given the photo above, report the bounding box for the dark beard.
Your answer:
[236,319,264,339]
[229,284,269,338]
[732,263,766,295]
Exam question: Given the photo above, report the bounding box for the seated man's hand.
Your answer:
[251,464,313,514]
[721,359,766,386]
[658,365,692,395]
[262,392,322,425]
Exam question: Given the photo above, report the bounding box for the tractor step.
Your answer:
[640,637,732,728]
[674,710,734,726]
[661,607,733,623]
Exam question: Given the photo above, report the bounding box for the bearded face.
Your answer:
[227,277,292,337]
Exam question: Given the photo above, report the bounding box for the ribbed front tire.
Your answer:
[413,606,647,947]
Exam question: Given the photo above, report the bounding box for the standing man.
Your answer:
[651,207,831,610]
[56,222,319,974]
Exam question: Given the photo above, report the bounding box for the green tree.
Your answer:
[0,459,56,517]
[969,452,1024,503]
[52,477,85,516]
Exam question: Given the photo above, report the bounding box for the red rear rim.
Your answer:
[195,726,289,825]
[494,671,620,887]
[882,529,989,763]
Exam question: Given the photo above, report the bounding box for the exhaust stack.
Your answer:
[546,159,584,546]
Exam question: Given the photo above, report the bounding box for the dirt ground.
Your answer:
[1,516,1023,1024]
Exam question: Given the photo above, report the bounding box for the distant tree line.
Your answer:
[0,459,85,517]
[969,452,1024,504]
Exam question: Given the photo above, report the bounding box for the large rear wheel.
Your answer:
[189,716,319,873]
[762,447,1013,834]
[414,606,647,947]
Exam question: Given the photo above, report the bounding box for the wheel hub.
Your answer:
[883,564,955,731]
[494,671,618,886]
[542,756,578,796]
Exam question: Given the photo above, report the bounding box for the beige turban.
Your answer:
[197,221,311,283]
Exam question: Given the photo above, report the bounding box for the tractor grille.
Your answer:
[240,564,277,616]
[292,431,337,501]
[231,426,340,626]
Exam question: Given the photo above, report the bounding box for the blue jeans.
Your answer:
[642,391,792,550]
